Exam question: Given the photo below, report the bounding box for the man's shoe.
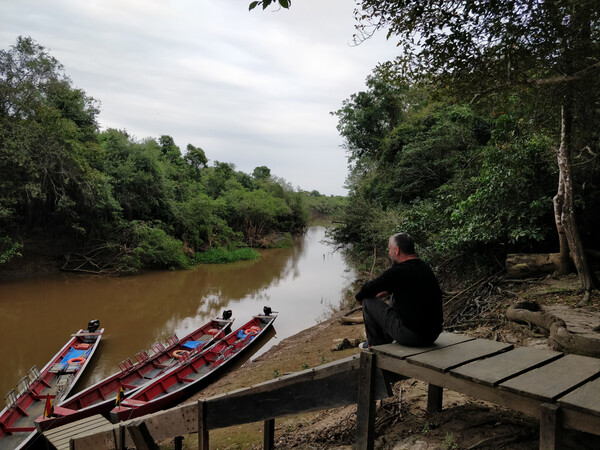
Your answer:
[358,342,371,350]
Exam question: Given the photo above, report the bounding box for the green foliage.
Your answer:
[0,235,21,264]
[441,132,556,251]
[194,247,260,264]
[249,0,290,11]
[253,166,271,180]
[302,192,347,219]
[122,221,189,271]
[0,36,115,241]
[0,36,310,273]
[333,75,409,162]
[331,66,598,277]
[185,144,208,171]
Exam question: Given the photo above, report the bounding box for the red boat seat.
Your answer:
[119,359,134,372]
[135,350,149,363]
[121,398,149,407]
[53,405,78,416]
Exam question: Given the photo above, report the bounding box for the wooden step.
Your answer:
[42,414,112,450]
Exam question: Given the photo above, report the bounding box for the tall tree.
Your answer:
[355,0,600,301]
[0,36,108,244]
[185,144,208,171]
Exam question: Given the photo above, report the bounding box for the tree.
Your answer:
[355,0,600,301]
[185,144,208,170]
[0,36,111,245]
[333,74,408,164]
[159,135,182,163]
[252,165,271,180]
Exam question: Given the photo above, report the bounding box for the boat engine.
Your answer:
[222,310,232,320]
[88,319,100,333]
[263,306,272,316]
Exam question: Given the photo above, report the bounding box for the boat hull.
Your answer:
[34,317,232,433]
[0,325,103,450]
[109,313,277,423]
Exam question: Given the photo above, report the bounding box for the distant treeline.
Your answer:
[0,36,344,273]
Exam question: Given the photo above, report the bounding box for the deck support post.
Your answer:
[118,424,126,450]
[264,418,275,449]
[198,399,209,450]
[127,420,159,450]
[356,351,376,450]
[540,403,561,450]
[174,435,183,450]
[427,384,443,413]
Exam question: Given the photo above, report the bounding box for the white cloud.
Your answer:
[0,0,398,195]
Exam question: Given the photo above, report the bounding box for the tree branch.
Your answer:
[470,61,600,103]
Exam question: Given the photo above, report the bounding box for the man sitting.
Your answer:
[355,233,443,348]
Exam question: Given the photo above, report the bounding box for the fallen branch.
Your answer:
[506,301,600,357]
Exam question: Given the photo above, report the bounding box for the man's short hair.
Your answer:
[390,232,416,255]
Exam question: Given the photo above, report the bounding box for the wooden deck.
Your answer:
[58,332,599,450]
[357,332,600,449]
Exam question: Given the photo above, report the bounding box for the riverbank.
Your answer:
[175,274,600,450]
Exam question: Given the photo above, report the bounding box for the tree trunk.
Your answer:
[554,168,571,275]
[505,253,562,278]
[552,105,597,303]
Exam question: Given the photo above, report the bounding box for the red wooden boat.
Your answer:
[34,311,233,432]
[109,307,277,423]
[0,320,103,450]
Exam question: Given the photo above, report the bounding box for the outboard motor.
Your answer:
[263,306,272,316]
[88,319,100,333]
[222,310,232,320]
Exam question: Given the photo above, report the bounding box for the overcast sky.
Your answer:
[1,0,398,195]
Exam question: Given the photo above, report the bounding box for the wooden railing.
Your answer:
[69,354,391,449]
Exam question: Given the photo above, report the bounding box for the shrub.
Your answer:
[194,247,260,264]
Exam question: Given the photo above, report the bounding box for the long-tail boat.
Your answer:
[109,307,277,423]
[34,311,233,432]
[0,320,103,450]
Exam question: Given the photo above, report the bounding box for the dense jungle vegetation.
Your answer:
[328,0,600,300]
[0,37,345,274]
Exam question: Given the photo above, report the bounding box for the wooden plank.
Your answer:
[427,384,443,413]
[557,377,600,416]
[43,414,112,450]
[127,419,159,450]
[450,347,563,386]
[406,339,513,372]
[174,435,183,450]
[263,418,275,450]
[561,405,600,436]
[204,358,391,429]
[500,354,600,402]
[198,400,208,450]
[44,414,110,437]
[375,353,543,417]
[539,403,561,450]
[356,352,376,450]
[372,332,474,360]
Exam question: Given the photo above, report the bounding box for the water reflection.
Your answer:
[0,226,354,396]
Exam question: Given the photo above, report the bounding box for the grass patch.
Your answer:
[194,247,260,264]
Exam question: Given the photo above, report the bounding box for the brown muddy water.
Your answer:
[0,225,355,399]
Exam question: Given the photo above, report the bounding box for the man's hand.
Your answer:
[376,291,389,298]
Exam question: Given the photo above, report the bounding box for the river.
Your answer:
[0,225,354,398]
